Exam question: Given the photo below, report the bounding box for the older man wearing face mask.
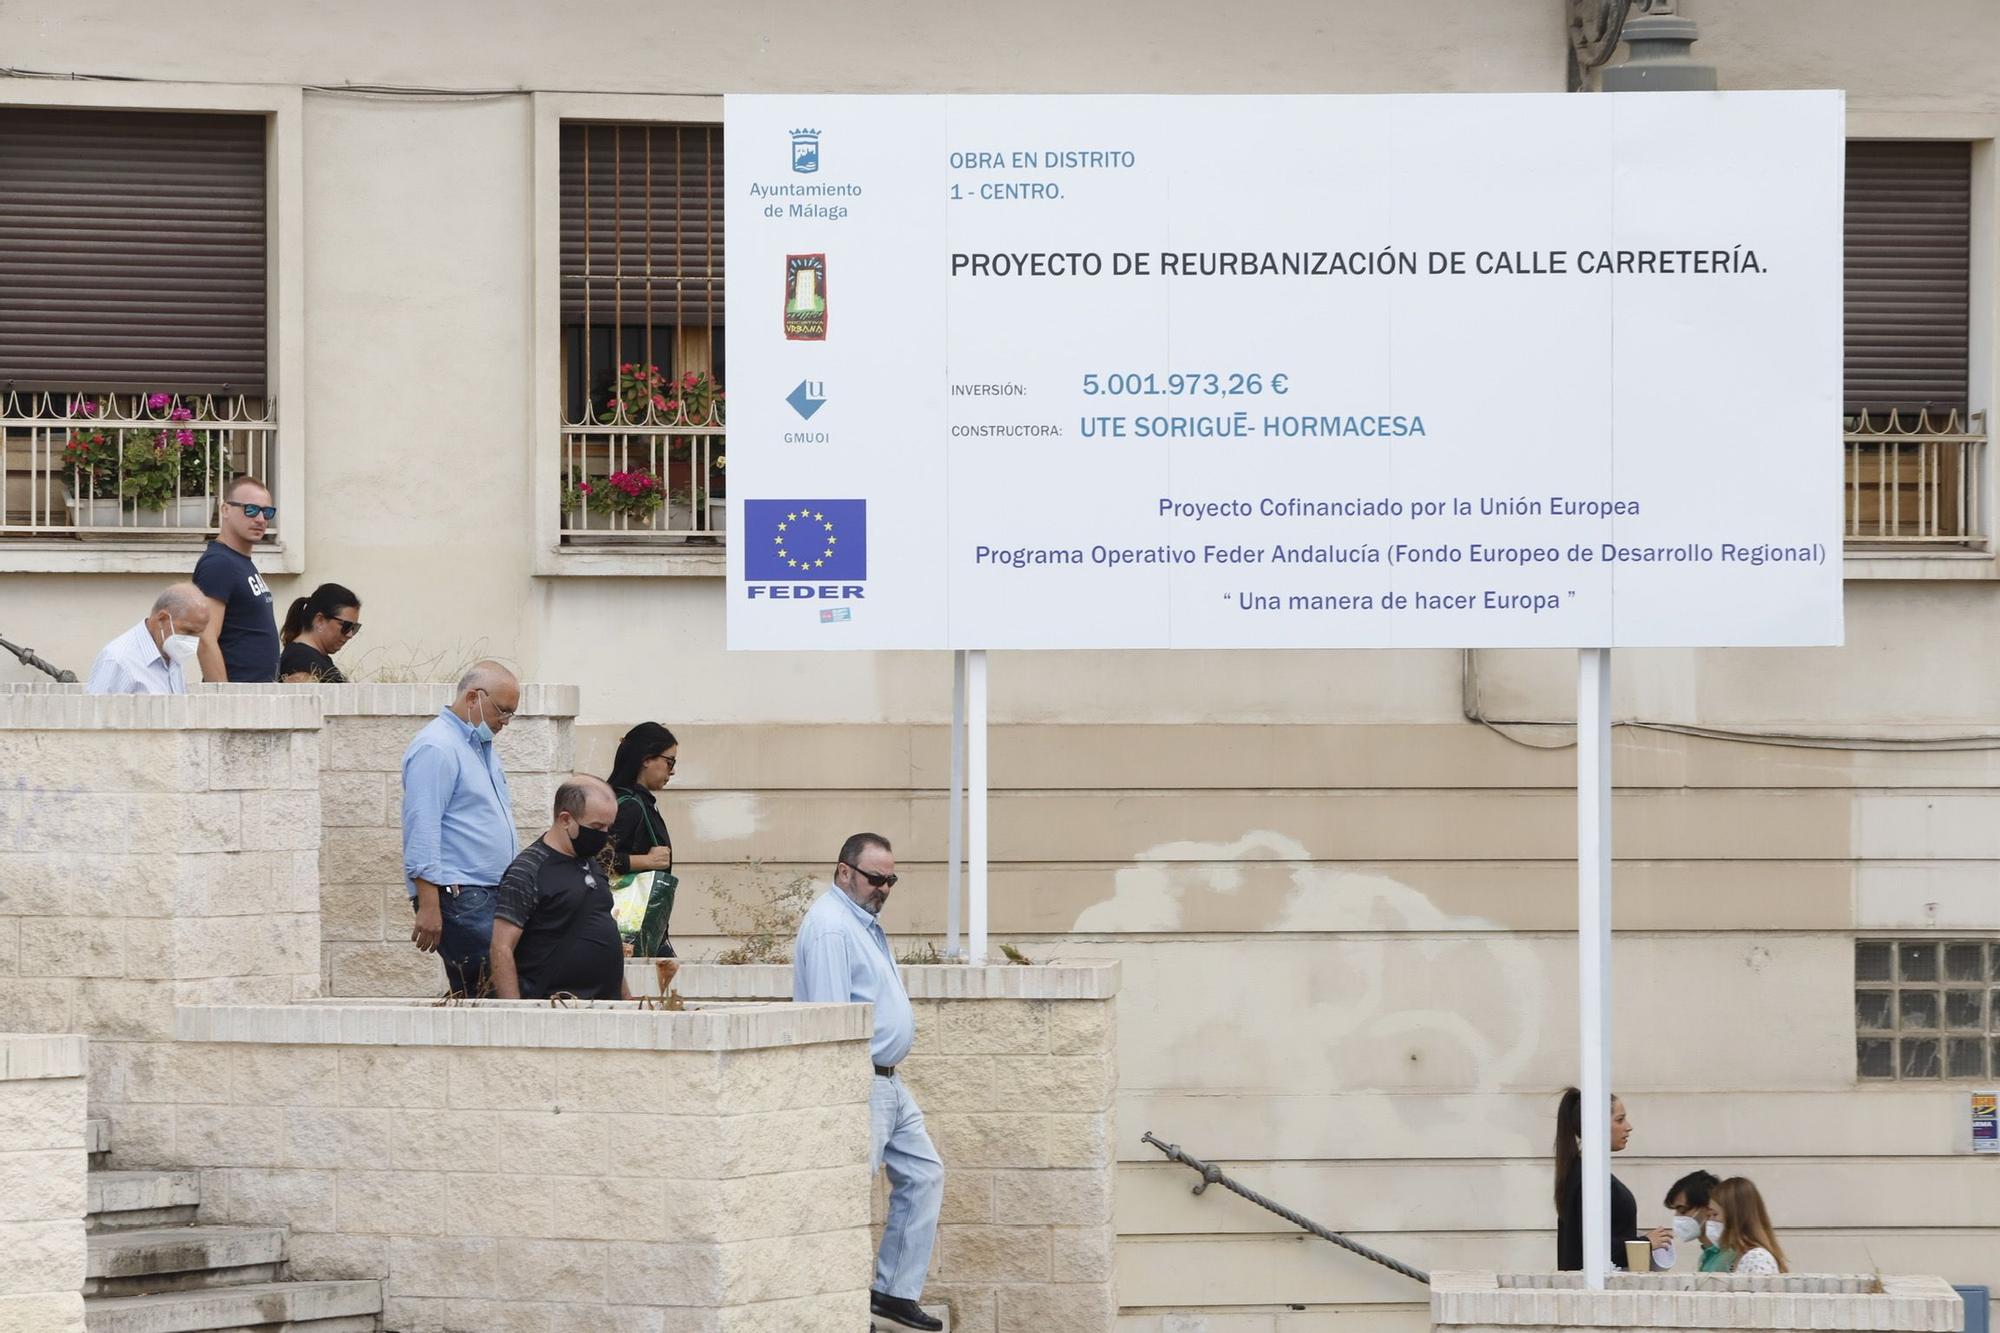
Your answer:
[85,584,211,694]
[792,833,944,1333]
[401,661,521,996]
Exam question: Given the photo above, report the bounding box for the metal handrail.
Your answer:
[1140,1132,1431,1286]
[0,632,76,682]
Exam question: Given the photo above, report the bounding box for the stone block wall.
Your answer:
[94,997,879,1332]
[1431,1271,1964,1333]
[646,961,1121,1333]
[304,683,578,997]
[0,692,323,1053]
[0,1032,88,1333]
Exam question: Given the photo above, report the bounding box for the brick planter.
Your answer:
[114,997,880,1332]
[280,682,578,998]
[639,961,1121,1333]
[1432,1271,1965,1333]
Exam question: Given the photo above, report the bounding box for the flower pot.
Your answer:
[707,499,727,532]
[62,489,213,536]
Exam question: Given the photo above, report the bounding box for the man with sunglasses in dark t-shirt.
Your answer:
[192,475,281,683]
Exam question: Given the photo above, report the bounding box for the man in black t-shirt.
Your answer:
[192,475,280,683]
[490,776,631,1001]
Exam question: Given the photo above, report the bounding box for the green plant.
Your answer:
[119,426,214,510]
[60,394,214,509]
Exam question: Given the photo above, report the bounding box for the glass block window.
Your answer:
[1856,939,1999,1080]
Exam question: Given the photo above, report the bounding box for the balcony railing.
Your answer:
[559,374,724,547]
[1843,408,1987,548]
[1,390,277,542]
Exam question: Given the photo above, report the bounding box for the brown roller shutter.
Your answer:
[560,123,723,326]
[1845,140,1970,413]
[0,108,267,395]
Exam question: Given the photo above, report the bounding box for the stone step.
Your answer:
[83,1280,381,1333]
[88,1171,202,1232]
[86,1225,289,1297]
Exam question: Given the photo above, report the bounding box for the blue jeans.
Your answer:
[415,886,494,997]
[869,1072,943,1301]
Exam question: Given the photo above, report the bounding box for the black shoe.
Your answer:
[870,1291,943,1332]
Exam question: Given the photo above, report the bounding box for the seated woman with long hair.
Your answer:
[1710,1177,1789,1275]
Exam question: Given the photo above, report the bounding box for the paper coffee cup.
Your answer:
[1625,1239,1651,1272]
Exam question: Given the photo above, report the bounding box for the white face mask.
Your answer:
[1672,1215,1701,1245]
[156,617,200,666]
[1703,1220,1725,1245]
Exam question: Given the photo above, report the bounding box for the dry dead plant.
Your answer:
[713,864,819,965]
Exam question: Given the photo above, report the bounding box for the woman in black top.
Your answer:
[606,722,679,950]
[277,582,361,683]
[1554,1086,1670,1271]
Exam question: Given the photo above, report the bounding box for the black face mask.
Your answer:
[568,823,610,860]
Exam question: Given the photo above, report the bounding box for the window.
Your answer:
[0,107,278,544]
[556,121,724,548]
[1855,939,1999,1080]
[1843,140,1985,549]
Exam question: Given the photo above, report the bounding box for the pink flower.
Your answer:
[683,372,697,388]
[175,429,194,447]
[621,362,633,373]
[169,406,192,422]
[577,482,592,493]
[147,392,171,410]
[651,395,667,410]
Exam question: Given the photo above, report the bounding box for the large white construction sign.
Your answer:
[724,92,1845,651]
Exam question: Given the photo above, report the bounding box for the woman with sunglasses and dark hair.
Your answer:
[278,582,362,683]
[606,722,680,956]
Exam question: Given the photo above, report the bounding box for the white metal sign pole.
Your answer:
[1578,646,1614,1290]
[947,650,967,958]
[967,649,990,965]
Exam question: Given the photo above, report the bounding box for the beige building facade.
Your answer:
[1,2,1998,1329]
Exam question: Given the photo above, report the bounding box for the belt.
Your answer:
[873,1064,896,1078]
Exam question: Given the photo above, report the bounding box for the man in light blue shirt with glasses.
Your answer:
[401,661,519,996]
[793,832,943,1333]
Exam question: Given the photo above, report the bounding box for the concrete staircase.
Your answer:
[83,1119,382,1333]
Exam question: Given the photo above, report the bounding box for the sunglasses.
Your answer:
[227,501,277,520]
[842,861,897,889]
[329,616,362,638]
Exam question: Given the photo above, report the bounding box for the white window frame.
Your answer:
[1843,112,1997,581]
[0,78,306,576]
[530,91,725,578]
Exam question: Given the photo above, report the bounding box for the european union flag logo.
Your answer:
[744,500,867,581]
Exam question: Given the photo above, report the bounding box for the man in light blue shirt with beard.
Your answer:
[792,832,942,1333]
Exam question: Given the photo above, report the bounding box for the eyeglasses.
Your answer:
[653,754,678,771]
[474,688,517,719]
[226,501,277,520]
[329,616,362,638]
[841,862,897,889]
